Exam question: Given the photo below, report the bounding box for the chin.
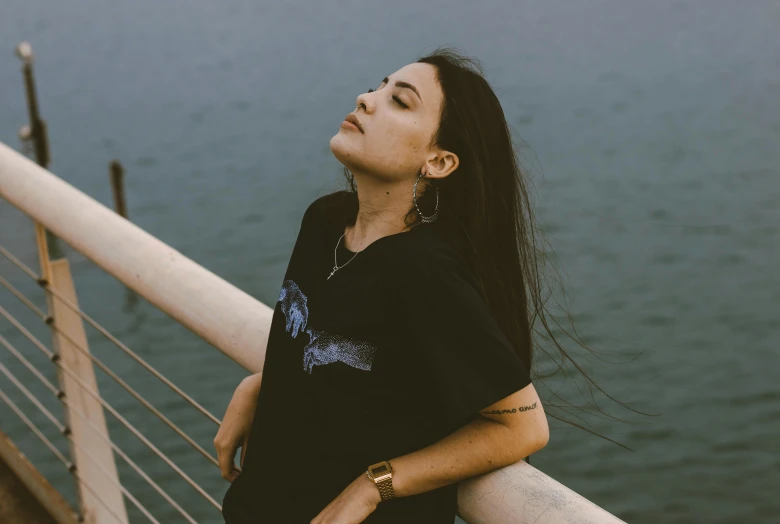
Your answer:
[329,134,361,165]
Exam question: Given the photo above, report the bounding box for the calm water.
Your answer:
[1,1,778,522]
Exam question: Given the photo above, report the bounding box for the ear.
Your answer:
[424,150,459,180]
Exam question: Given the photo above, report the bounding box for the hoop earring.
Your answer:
[414,172,440,223]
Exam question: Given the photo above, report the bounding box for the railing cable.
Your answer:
[0,243,223,426]
[0,388,126,524]
[0,381,156,523]
[0,297,219,470]
[0,294,220,473]
[0,317,222,509]
[0,333,199,523]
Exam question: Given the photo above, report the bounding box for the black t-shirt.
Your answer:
[221,191,532,524]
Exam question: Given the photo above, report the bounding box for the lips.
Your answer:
[344,113,364,133]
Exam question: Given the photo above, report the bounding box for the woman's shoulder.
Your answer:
[396,219,470,279]
[303,190,353,226]
[387,221,486,316]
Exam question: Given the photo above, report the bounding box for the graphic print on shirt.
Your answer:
[278,279,309,337]
[278,280,377,374]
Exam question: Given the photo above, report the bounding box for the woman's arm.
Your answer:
[240,372,263,395]
[386,381,548,499]
[311,381,547,522]
[315,381,547,521]
[214,372,264,481]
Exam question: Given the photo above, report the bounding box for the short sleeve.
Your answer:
[395,242,532,432]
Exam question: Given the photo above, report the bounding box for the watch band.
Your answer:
[366,460,395,501]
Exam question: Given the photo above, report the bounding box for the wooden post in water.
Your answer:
[15,41,61,261]
[109,161,128,219]
[108,159,138,307]
[14,42,50,169]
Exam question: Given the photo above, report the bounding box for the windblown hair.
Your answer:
[330,45,653,453]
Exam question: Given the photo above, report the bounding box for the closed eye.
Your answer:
[369,87,408,109]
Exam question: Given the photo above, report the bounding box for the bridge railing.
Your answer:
[0,140,624,523]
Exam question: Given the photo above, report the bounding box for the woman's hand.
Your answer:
[311,473,382,524]
[214,373,262,482]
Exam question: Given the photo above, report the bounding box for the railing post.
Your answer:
[47,260,129,523]
[14,41,129,524]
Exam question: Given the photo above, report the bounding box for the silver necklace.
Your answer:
[328,229,359,280]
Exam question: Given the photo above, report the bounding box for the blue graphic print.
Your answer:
[278,280,377,374]
[278,280,309,337]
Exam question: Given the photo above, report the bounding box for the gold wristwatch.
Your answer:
[366,460,395,502]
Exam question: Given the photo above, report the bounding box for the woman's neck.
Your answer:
[344,179,418,251]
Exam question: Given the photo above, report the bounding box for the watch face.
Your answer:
[373,465,388,474]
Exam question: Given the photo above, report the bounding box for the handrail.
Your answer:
[0,140,273,374]
[0,139,625,523]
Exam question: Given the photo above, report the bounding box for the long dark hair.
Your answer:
[330,45,654,451]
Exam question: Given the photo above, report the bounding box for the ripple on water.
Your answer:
[710,439,749,454]
[730,388,780,408]
[650,251,686,265]
[639,315,676,327]
[628,426,678,442]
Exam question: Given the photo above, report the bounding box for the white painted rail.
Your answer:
[0,140,625,523]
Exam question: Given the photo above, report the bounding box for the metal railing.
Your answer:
[0,140,625,523]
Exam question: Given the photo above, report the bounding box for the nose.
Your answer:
[355,88,375,111]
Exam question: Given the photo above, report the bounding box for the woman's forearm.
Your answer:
[387,416,546,498]
[240,372,263,395]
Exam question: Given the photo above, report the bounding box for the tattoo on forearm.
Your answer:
[480,401,537,415]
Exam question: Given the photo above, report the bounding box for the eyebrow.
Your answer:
[381,76,422,103]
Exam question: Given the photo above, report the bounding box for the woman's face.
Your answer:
[329,62,450,185]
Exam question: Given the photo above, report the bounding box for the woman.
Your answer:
[216,48,551,523]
